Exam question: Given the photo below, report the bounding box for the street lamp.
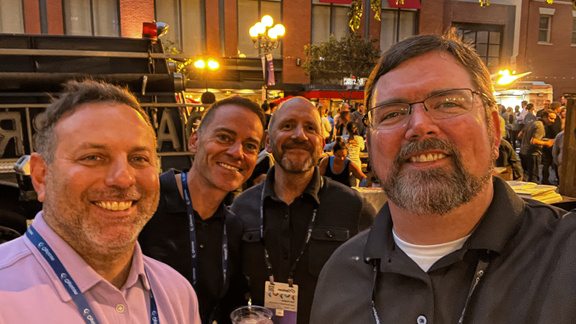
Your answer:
[193,57,220,92]
[249,15,285,54]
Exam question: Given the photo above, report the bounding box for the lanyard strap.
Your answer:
[259,180,320,286]
[26,226,159,324]
[181,172,228,289]
[370,254,490,324]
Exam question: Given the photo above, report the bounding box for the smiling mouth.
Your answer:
[93,201,136,211]
[218,162,241,172]
[408,153,447,163]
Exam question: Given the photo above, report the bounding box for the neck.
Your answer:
[43,216,135,289]
[179,169,227,220]
[273,167,315,205]
[389,179,494,245]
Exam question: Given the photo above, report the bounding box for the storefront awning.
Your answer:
[388,0,421,9]
[299,90,364,100]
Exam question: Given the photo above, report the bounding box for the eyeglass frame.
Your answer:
[362,88,493,129]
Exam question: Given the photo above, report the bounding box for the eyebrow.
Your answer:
[75,143,154,154]
[371,88,461,108]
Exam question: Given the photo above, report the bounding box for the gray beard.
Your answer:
[271,137,318,174]
[382,138,493,216]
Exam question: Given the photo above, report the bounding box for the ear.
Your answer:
[491,110,502,157]
[188,131,200,154]
[30,153,47,202]
[264,130,272,153]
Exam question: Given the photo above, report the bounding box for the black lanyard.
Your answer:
[370,254,490,324]
[181,172,228,289]
[26,225,159,324]
[259,179,322,286]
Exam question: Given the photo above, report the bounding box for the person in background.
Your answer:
[269,102,278,114]
[519,110,556,183]
[232,97,375,324]
[496,138,523,180]
[542,102,562,184]
[0,80,200,323]
[262,102,272,130]
[518,100,528,123]
[552,130,565,183]
[336,111,351,137]
[345,121,365,171]
[559,107,566,131]
[351,103,366,137]
[326,110,335,143]
[319,137,366,187]
[318,104,332,143]
[139,97,266,324]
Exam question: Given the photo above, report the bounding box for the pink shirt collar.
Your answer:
[24,211,150,303]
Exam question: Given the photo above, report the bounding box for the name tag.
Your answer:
[264,281,298,324]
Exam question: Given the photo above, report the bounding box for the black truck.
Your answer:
[0,33,201,242]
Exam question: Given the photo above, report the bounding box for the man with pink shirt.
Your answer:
[0,80,201,323]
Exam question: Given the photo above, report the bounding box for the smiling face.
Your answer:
[334,148,348,161]
[368,51,499,215]
[266,98,325,174]
[189,105,264,192]
[32,102,160,256]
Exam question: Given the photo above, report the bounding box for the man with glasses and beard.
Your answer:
[310,32,576,324]
[232,97,375,324]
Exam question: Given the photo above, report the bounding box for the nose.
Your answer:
[105,156,136,189]
[226,141,244,159]
[403,103,440,141]
[291,124,308,141]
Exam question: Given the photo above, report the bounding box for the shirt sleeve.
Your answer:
[534,122,545,140]
[552,132,563,166]
[357,136,365,151]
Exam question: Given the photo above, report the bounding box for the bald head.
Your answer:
[268,97,321,131]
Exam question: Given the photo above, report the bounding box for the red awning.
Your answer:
[299,90,364,100]
[271,95,294,104]
[319,0,352,4]
[388,0,421,9]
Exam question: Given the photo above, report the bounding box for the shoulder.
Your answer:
[321,177,362,202]
[231,183,263,219]
[0,236,32,271]
[144,255,195,293]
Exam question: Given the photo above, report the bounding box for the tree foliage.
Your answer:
[302,33,381,86]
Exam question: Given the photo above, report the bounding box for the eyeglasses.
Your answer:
[364,88,488,130]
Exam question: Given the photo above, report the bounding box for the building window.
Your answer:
[237,0,282,58]
[379,1,418,53]
[455,24,502,73]
[156,0,205,55]
[311,0,350,45]
[63,0,120,36]
[538,15,552,43]
[0,0,25,33]
[572,17,576,45]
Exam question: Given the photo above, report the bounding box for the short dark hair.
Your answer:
[262,102,270,112]
[541,109,555,119]
[521,100,528,106]
[365,30,496,114]
[198,96,266,135]
[346,121,358,136]
[526,103,534,111]
[269,103,278,110]
[549,101,561,111]
[36,80,153,164]
[333,137,346,153]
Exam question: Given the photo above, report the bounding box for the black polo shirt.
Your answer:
[310,177,576,324]
[232,166,376,324]
[138,170,247,324]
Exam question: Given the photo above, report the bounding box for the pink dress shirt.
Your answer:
[0,212,201,324]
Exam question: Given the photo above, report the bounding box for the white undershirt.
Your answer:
[393,229,471,272]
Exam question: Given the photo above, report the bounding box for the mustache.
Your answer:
[394,138,456,166]
[282,140,314,152]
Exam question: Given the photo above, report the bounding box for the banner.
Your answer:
[266,54,275,86]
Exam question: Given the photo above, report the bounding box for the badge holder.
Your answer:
[264,276,298,324]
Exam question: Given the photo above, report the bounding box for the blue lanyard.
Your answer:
[26,225,159,324]
[181,172,228,289]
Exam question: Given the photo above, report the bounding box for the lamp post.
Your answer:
[193,57,220,91]
[249,15,285,100]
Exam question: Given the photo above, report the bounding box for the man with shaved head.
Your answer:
[232,97,375,324]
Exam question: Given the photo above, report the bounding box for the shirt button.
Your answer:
[417,315,427,324]
[326,230,333,238]
[116,304,125,313]
[199,244,204,248]
[284,213,288,219]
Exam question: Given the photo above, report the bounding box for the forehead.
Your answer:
[372,51,474,105]
[206,104,263,134]
[275,100,320,124]
[55,102,155,149]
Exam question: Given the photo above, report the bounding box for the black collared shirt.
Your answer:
[232,166,376,324]
[139,170,247,324]
[310,177,576,324]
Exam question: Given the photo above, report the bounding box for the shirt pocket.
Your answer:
[308,227,350,276]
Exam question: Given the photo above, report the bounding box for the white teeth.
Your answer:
[218,163,240,171]
[95,201,133,211]
[410,153,447,163]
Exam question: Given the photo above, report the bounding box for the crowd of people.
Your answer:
[1,30,576,324]
[497,97,570,185]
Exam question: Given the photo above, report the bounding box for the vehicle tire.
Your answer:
[0,208,27,244]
